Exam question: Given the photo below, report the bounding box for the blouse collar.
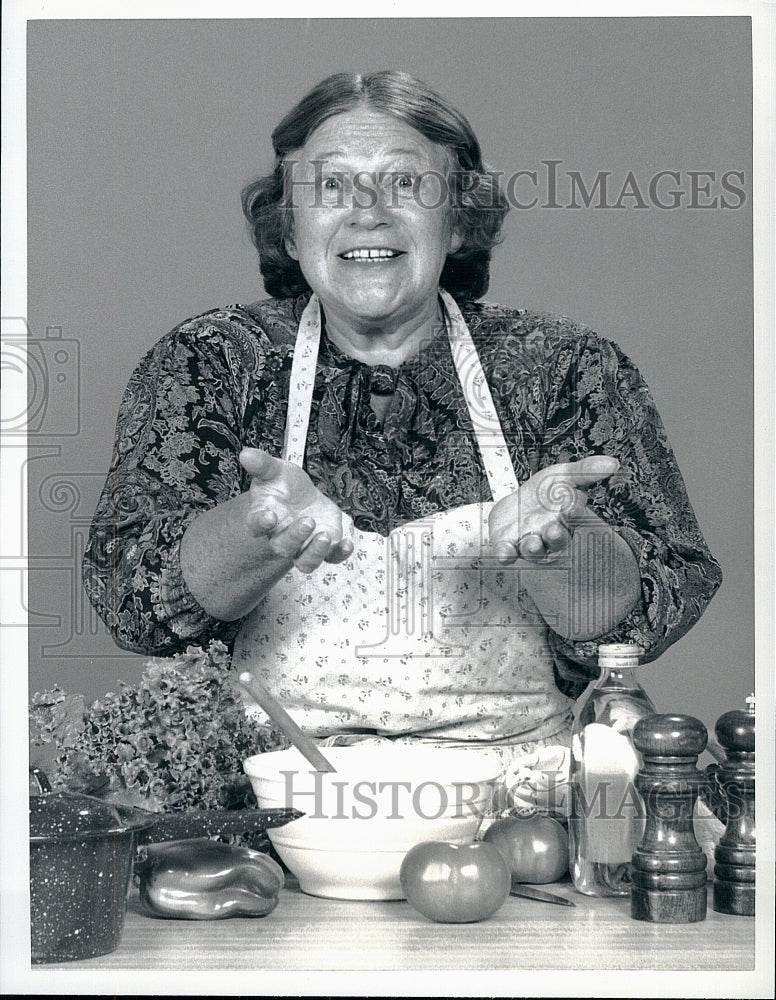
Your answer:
[309,297,454,464]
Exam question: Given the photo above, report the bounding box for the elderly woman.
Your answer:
[84,71,721,805]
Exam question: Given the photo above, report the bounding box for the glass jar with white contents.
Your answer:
[568,643,656,896]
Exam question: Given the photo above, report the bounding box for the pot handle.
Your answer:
[137,807,303,844]
[30,768,53,795]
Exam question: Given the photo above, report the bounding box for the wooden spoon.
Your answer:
[238,671,337,773]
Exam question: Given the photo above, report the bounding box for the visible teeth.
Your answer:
[341,249,399,260]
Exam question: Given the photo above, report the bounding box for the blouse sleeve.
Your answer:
[535,329,723,680]
[82,315,265,655]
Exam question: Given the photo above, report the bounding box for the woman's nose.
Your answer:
[347,178,393,227]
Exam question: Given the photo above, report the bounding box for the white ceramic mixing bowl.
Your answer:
[243,744,501,899]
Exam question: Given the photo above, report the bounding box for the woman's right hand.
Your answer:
[239,448,353,574]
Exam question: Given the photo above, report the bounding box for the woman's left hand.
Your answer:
[488,455,619,564]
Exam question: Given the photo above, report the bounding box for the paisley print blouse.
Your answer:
[83,293,722,688]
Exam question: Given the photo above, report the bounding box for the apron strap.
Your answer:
[282,296,320,467]
[284,291,520,501]
[438,290,520,500]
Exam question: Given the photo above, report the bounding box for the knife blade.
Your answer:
[510,884,576,907]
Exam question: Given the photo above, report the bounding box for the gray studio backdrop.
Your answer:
[25,17,753,734]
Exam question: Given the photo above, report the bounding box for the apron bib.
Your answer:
[234,291,573,743]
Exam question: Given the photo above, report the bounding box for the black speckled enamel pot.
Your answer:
[29,770,302,963]
[29,789,156,963]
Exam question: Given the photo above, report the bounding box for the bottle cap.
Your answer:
[597,643,644,668]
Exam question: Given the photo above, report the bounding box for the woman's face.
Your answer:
[285,108,462,335]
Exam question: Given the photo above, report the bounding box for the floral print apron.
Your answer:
[234,290,574,749]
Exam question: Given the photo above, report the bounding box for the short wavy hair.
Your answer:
[241,71,509,301]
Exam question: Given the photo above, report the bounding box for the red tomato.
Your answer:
[483,816,569,884]
[399,841,510,923]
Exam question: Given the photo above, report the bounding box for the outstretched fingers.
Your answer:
[239,447,288,483]
[325,537,355,565]
[543,455,620,497]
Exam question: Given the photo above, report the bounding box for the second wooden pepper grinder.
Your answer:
[712,694,756,916]
[630,713,708,923]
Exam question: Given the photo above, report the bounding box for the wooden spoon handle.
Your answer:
[238,671,337,773]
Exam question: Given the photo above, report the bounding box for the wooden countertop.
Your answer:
[44,876,755,974]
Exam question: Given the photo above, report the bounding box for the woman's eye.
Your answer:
[323,176,341,191]
[394,173,414,189]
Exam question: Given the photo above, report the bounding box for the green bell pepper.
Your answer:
[136,838,284,919]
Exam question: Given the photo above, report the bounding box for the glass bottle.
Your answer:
[568,643,655,896]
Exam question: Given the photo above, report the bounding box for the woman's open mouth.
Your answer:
[338,248,406,262]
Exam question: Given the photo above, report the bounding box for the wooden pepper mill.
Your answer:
[630,714,708,923]
[712,694,755,916]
